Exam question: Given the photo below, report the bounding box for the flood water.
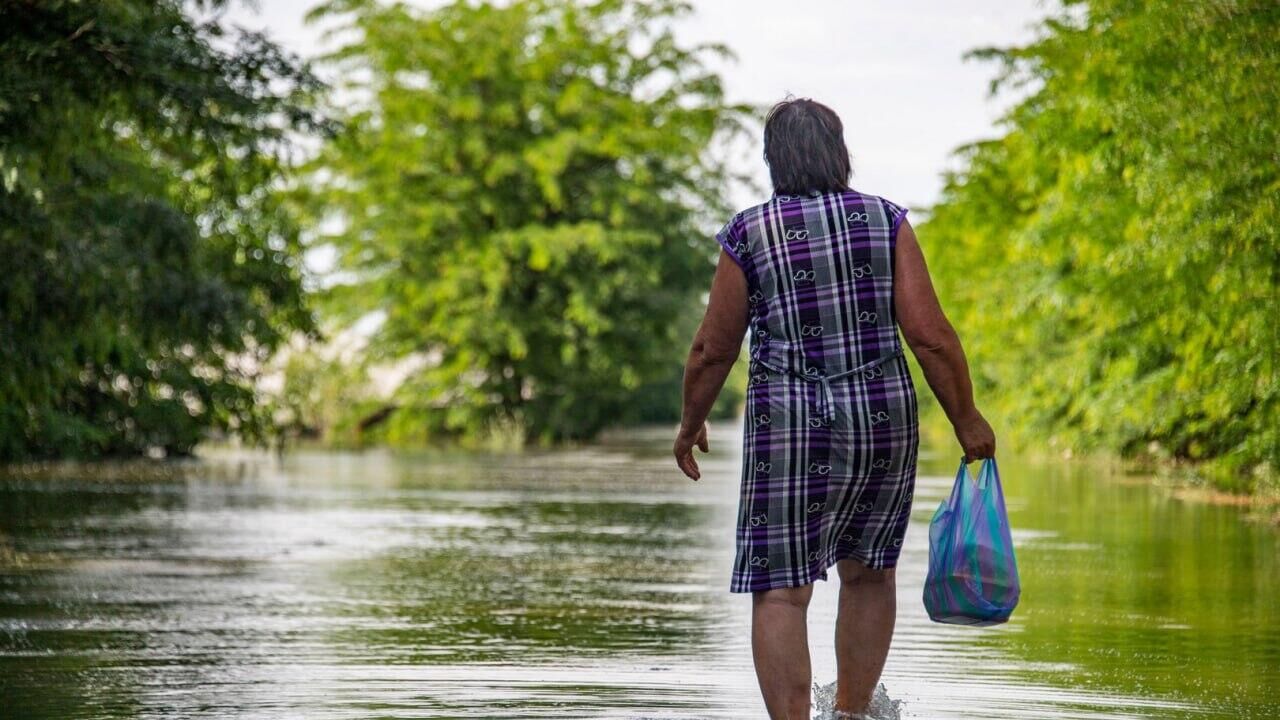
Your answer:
[1,424,1276,719]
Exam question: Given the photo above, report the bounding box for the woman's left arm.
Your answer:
[674,249,750,480]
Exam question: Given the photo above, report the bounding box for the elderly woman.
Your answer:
[673,97,995,719]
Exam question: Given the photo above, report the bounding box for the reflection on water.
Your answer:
[0,425,1275,719]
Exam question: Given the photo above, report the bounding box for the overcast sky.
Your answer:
[223,0,1054,213]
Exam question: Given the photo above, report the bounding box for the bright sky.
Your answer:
[224,0,1053,212]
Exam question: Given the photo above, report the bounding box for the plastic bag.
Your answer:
[923,456,1021,626]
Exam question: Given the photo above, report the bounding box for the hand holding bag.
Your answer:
[923,456,1021,625]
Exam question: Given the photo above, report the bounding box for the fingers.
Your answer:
[958,419,997,461]
[964,441,995,460]
[675,425,709,480]
[676,451,700,481]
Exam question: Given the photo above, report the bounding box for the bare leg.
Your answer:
[834,558,896,715]
[751,583,815,719]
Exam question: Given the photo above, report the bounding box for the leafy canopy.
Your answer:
[921,0,1279,491]
[301,0,755,444]
[0,0,329,459]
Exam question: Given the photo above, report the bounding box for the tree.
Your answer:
[0,0,330,459]
[921,0,1279,491]
[301,0,755,445]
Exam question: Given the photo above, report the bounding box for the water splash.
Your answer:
[811,680,903,720]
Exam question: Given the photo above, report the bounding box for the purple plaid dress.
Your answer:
[716,187,919,593]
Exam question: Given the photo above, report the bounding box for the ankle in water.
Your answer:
[812,679,903,720]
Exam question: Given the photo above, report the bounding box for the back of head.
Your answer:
[762,96,853,196]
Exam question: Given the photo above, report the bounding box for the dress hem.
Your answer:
[728,546,902,594]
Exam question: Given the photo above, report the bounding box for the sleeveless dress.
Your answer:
[716,187,920,593]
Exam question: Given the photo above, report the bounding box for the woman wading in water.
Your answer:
[673,97,995,719]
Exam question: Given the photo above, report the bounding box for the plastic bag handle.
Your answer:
[949,456,972,505]
[959,455,999,491]
[983,456,1001,493]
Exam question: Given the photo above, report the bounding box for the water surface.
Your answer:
[1,426,1275,718]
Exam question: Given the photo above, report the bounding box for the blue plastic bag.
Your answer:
[923,456,1021,626]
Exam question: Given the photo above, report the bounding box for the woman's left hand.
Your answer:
[673,423,710,481]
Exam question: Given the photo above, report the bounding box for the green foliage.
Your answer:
[0,0,329,459]
[277,346,382,447]
[300,0,756,445]
[922,0,1279,491]
[625,309,748,426]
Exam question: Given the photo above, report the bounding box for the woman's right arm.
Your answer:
[892,218,996,461]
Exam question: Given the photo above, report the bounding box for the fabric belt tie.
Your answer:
[756,347,904,424]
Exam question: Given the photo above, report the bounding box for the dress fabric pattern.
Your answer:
[716,188,920,593]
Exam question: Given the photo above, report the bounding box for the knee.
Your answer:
[837,560,895,587]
